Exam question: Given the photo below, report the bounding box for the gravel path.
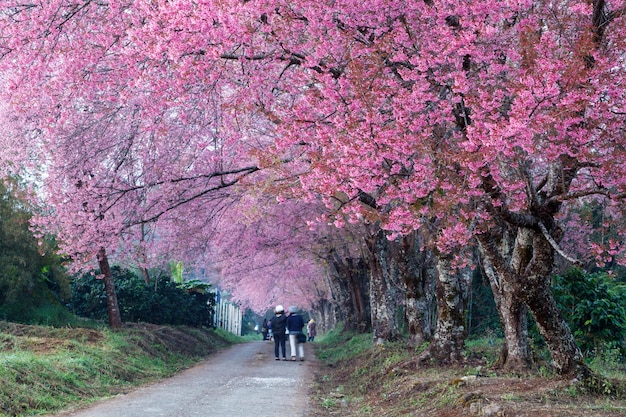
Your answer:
[49,339,316,417]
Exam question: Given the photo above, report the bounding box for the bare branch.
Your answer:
[538,221,583,266]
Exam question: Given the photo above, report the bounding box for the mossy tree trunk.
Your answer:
[419,253,472,364]
[395,230,436,348]
[516,230,586,377]
[368,230,402,344]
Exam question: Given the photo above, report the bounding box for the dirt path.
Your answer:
[49,340,317,417]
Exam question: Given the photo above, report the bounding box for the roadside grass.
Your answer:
[0,321,236,417]
[314,323,373,364]
[588,347,626,382]
[310,331,626,417]
[216,329,259,343]
[0,303,98,330]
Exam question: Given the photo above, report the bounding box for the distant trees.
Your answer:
[0,178,70,323]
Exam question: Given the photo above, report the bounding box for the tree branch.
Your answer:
[537,221,582,266]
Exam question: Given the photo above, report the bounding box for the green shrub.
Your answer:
[553,267,626,359]
[71,267,215,327]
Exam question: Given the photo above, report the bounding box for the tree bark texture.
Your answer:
[139,224,151,284]
[515,230,585,376]
[477,231,532,371]
[478,154,591,377]
[97,247,122,328]
[395,231,436,348]
[310,298,336,335]
[477,226,586,376]
[368,230,402,344]
[422,254,472,364]
[326,250,371,333]
[140,267,151,285]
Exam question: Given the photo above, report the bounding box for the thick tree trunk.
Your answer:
[345,257,371,332]
[310,298,335,335]
[326,251,371,333]
[478,226,587,376]
[403,268,436,348]
[97,247,122,328]
[516,230,586,376]
[421,254,472,364]
[482,259,530,370]
[477,232,532,371]
[476,149,595,380]
[325,260,349,326]
[368,230,402,344]
[395,231,436,348]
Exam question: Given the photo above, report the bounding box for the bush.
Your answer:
[71,267,215,327]
[553,267,626,358]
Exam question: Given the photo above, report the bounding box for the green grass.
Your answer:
[0,322,235,417]
[314,324,373,364]
[311,330,626,417]
[588,347,626,381]
[216,329,259,343]
[0,303,98,329]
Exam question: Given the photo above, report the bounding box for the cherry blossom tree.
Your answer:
[1,0,626,381]
[256,0,626,377]
[202,192,331,312]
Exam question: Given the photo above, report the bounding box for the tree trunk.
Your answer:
[368,230,402,344]
[476,150,595,380]
[140,267,151,285]
[396,231,436,348]
[421,254,472,364]
[139,224,151,284]
[97,247,122,328]
[311,298,335,335]
[516,230,586,377]
[326,250,371,333]
[477,232,532,371]
[478,225,587,376]
[345,257,371,333]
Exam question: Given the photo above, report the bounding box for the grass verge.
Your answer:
[0,321,236,417]
[309,330,626,417]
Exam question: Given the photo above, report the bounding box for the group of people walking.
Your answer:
[261,305,317,361]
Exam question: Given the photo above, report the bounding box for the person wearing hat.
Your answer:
[270,305,288,361]
[286,306,305,361]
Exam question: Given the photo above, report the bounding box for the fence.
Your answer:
[213,291,242,336]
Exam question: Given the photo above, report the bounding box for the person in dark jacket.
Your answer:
[261,318,269,340]
[270,305,288,360]
[286,306,305,361]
